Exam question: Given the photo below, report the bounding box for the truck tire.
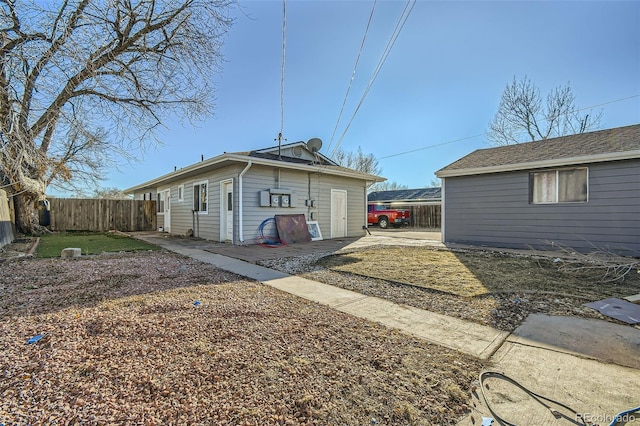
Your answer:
[378,216,389,229]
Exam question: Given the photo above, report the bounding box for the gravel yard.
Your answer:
[1,251,484,425]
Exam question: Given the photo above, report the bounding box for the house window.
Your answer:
[177,185,184,202]
[193,181,208,213]
[530,168,588,204]
[157,192,165,213]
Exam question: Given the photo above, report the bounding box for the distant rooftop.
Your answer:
[368,187,441,203]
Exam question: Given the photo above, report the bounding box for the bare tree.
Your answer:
[0,0,233,233]
[371,180,408,192]
[92,187,130,199]
[488,76,602,146]
[331,147,409,193]
[332,146,382,176]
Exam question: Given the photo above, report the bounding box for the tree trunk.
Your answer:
[13,192,39,234]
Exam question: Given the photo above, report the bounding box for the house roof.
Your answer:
[250,141,338,165]
[436,124,640,177]
[124,142,384,193]
[368,187,441,203]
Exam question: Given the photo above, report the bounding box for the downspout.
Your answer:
[238,161,252,243]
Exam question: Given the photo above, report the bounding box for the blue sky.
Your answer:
[105,0,639,192]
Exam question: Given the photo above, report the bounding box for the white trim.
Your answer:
[330,189,348,238]
[157,189,171,232]
[156,191,164,214]
[219,179,233,242]
[530,167,589,205]
[193,180,209,214]
[436,149,640,178]
[307,221,323,241]
[177,184,184,202]
[238,161,252,243]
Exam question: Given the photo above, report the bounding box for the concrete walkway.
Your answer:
[133,233,507,359]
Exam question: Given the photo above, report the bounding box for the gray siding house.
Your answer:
[436,124,640,257]
[125,141,384,244]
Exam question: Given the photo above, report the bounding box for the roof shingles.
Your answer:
[438,124,640,174]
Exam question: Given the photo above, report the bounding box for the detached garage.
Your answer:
[436,124,640,257]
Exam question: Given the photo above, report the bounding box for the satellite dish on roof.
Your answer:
[307,138,323,153]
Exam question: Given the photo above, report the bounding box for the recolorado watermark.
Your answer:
[578,412,637,424]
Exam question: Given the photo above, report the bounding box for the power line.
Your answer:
[378,93,640,161]
[326,0,377,156]
[279,0,287,137]
[378,133,486,160]
[330,0,416,159]
[573,94,639,113]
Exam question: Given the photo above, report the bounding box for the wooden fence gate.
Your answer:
[49,198,156,232]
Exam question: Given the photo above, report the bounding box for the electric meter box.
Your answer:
[259,189,295,207]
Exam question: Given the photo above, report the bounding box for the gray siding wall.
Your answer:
[169,165,242,241]
[443,159,640,256]
[241,166,367,242]
[241,165,310,243]
[315,173,367,238]
[134,164,369,244]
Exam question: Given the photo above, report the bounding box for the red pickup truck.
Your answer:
[367,204,410,229]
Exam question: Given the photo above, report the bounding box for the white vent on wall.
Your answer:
[292,146,303,158]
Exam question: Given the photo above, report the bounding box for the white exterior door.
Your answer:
[331,189,347,238]
[221,180,233,241]
[162,189,171,232]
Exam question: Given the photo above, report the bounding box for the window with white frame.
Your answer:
[530,168,588,204]
[157,191,165,213]
[177,185,184,202]
[193,181,208,213]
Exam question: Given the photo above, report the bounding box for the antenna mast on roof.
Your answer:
[275,0,287,162]
[275,132,287,160]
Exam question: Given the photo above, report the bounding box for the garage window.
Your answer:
[530,168,588,204]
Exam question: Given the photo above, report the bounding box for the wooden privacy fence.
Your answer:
[406,205,441,229]
[49,198,156,232]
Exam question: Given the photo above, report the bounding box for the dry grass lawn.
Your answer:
[316,247,640,299]
[0,252,484,425]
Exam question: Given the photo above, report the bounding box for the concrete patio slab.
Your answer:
[509,314,640,369]
[457,342,640,426]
